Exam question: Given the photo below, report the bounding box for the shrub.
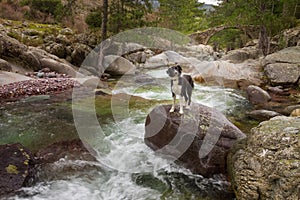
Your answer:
[85,10,102,28]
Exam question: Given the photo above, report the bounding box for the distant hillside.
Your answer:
[0,0,103,32]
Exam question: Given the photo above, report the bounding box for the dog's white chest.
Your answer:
[172,82,182,95]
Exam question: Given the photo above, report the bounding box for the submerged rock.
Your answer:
[0,143,36,197]
[144,104,246,177]
[246,85,271,105]
[228,116,300,200]
[247,109,282,121]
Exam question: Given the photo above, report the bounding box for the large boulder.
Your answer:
[221,46,262,64]
[0,58,12,71]
[40,58,81,77]
[144,104,246,177]
[190,60,263,89]
[144,52,169,68]
[0,31,82,77]
[264,63,300,85]
[228,116,300,200]
[104,55,136,75]
[0,71,32,86]
[246,85,271,105]
[0,143,36,197]
[71,43,92,67]
[45,42,67,59]
[263,46,300,86]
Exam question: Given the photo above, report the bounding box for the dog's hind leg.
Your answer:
[179,96,184,114]
[170,92,176,113]
[186,86,193,109]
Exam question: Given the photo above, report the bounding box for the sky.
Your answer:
[198,0,222,6]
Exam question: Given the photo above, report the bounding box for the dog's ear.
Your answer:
[176,65,182,73]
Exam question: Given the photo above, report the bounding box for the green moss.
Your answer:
[132,173,168,193]
[6,164,19,174]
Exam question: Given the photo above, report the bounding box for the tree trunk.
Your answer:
[101,0,108,41]
[258,25,269,56]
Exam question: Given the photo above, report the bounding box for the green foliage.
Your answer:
[86,10,102,28]
[20,0,63,22]
[206,0,300,52]
[158,0,205,33]
[108,0,155,34]
[208,29,244,50]
[210,0,299,36]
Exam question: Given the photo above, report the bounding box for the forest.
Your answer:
[0,0,299,53]
[1,1,300,200]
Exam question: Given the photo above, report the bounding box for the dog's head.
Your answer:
[166,65,182,77]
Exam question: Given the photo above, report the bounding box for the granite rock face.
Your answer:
[263,47,300,86]
[228,116,300,200]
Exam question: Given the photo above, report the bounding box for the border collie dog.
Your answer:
[166,65,194,114]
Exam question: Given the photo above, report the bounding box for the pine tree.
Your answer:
[158,0,204,33]
[211,0,299,55]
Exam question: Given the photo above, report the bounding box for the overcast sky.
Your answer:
[198,0,221,5]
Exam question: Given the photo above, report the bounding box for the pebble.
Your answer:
[0,78,81,101]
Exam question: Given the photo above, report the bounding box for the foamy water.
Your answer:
[7,68,248,200]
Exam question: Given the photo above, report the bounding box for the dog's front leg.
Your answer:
[179,96,184,114]
[170,93,176,113]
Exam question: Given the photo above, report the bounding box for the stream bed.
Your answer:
[0,68,255,200]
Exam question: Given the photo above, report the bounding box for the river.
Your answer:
[1,67,252,200]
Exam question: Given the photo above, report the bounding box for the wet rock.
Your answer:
[36,139,96,164]
[0,143,36,196]
[228,116,300,200]
[104,55,136,75]
[35,139,99,182]
[246,85,271,105]
[247,109,282,121]
[144,104,246,177]
[0,58,12,71]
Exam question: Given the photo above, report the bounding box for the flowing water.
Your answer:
[0,68,252,200]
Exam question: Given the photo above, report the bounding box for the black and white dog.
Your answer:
[166,65,194,114]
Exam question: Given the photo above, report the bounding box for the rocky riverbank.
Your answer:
[0,78,81,102]
[0,17,299,200]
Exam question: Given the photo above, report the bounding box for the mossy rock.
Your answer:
[0,143,36,197]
